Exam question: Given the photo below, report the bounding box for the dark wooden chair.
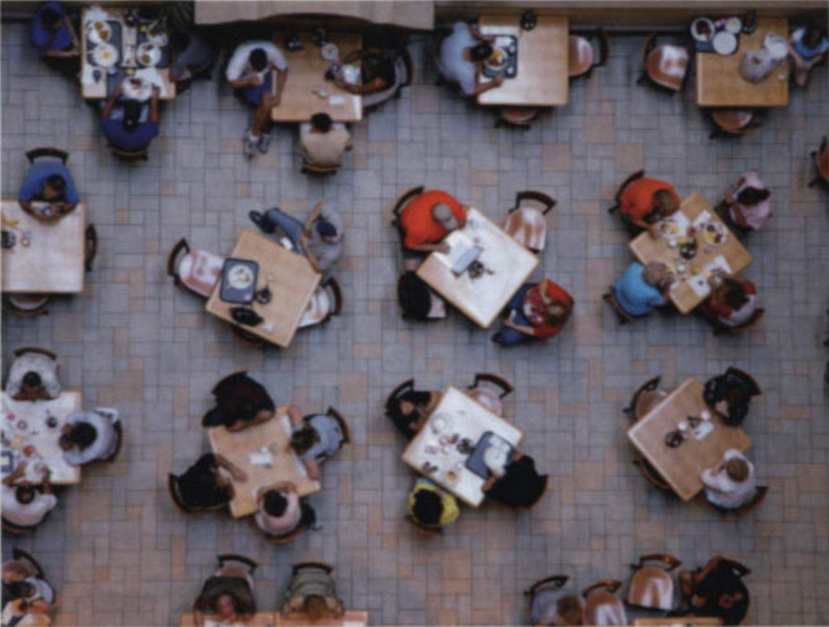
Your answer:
[569,29,611,79]
[503,190,556,253]
[263,521,310,545]
[386,378,415,410]
[85,224,98,272]
[709,109,762,139]
[301,162,340,175]
[406,514,442,536]
[13,346,58,360]
[292,561,333,575]
[607,169,645,214]
[391,185,426,252]
[624,376,666,423]
[167,473,227,514]
[722,485,769,520]
[632,458,671,492]
[707,308,765,336]
[229,325,268,348]
[2,519,36,535]
[326,406,352,446]
[582,579,628,626]
[299,277,344,328]
[467,373,513,416]
[26,147,68,164]
[109,146,149,161]
[166,237,225,299]
[524,574,569,597]
[809,135,828,188]
[602,288,634,324]
[101,420,123,463]
[495,107,544,130]
[217,553,258,575]
[627,553,682,611]
[637,34,689,95]
[2,294,51,317]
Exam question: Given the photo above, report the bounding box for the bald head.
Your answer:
[431,203,460,231]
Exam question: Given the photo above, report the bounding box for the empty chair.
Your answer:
[502,191,556,253]
[495,107,544,129]
[166,237,225,299]
[809,135,828,188]
[2,294,51,317]
[624,376,668,423]
[298,277,344,328]
[708,109,762,139]
[466,373,513,416]
[582,580,628,626]
[569,29,611,79]
[637,35,689,94]
[627,554,682,611]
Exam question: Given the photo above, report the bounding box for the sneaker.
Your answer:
[248,211,275,234]
[257,133,272,154]
[243,133,258,158]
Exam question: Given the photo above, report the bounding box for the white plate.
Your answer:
[725,17,743,34]
[137,42,161,67]
[321,42,339,62]
[690,17,715,42]
[87,20,112,44]
[713,31,738,55]
[92,44,119,68]
[121,76,152,101]
[227,264,254,290]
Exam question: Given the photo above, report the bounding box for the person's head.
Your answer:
[642,262,672,290]
[169,31,191,53]
[122,100,143,133]
[58,421,97,451]
[736,186,771,207]
[315,219,341,243]
[718,278,750,311]
[431,203,460,232]
[802,26,827,50]
[290,425,320,455]
[302,595,329,620]
[725,457,750,483]
[556,594,585,626]
[411,488,443,527]
[15,486,37,505]
[21,372,43,391]
[388,389,432,436]
[262,490,288,517]
[42,174,66,201]
[40,6,62,29]
[215,593,238,620]
[469,41,494,62]
[249,47,268,72]
[643,189,679,224]
[310,112,333,133]
[3,580,33,602]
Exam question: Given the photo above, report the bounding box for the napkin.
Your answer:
[687,255,733,297]
[132,68,168,97]
[84,5,111,23]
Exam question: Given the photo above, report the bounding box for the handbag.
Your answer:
[230,307,263,326]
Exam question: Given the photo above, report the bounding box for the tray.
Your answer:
[481,35,518,79]
[465,431,513,480]
[219,258,259,304]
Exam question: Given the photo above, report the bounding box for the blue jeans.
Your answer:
[494,283,533,346]
[239,72,272,107]
[263,207,305,254]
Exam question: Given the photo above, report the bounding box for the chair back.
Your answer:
[385,379,415,412]
[496,107,542,129]
[1,520,35,535]
[229,325,267,348]
[292,561,333,575]
[642,35,689,93]
[13,346,58,360]
[302,161,339,175]
[603,288,634,324]
[713,308,765,335]
[26,147,68,164]
[627,554,681,610]
[217,554,259,576]
[467,373,512,416]
[101,420,123,463]
[264,521,310,545]
[326,406,352,444]
[582,580,627,626]
[727,485,768,519]
[392,186,425,221]
[167,238,225,299]
[818,135,829,181]
[2,294,51,317]
[406,514,442,536]
[632,458,671,491]
[109,146,148,161]
[85,224,99,272]
[298,277,344,328]
[624,375,663,423]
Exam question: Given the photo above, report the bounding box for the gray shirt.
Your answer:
[171,30,214,82]
[62,411,118,465]
[306,203,344,273]
[294,414,343,462]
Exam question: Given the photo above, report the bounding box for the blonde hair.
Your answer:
[726,458,750,482]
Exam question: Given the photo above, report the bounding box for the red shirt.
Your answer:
[523,280,574,339]
[399,190,465,250]
[620,178,680,221]
[711,279,756,317]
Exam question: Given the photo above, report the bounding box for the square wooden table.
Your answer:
[205,230,321,348]
[695,17,789,107]
[416,207,539,328]
[633,618,723,626]
[477,14,569,107]
[271,32,363,123]
[1,201,86,294]
[402,386,524,508]
[179,612,277,627]
[207,408,321,518]
[1,391,82,485]
[627,377,752,502]
[629,193,753,314]
[80,6,176,100]
[275,611,369,626]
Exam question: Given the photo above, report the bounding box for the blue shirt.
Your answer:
[30,2,74,57]
[101,116,159,152]
[613,262,665,317]
[18,162,79,204]
[791,27,829,62]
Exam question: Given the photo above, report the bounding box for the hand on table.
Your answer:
[492,72,506,87]
[250,74,264,87]
[437,242,451,254]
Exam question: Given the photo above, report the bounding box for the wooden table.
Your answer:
[416,207,539,328]
[80,6,176,100]
[271,33,363,123]
[205,230,321,348]
[629,193,752,314]
[402,386,524,508]
[627,378,752,502]
[1,201,86,294]
[1,391,82,485]
[477,14,569,107]
[275,611,369,626]
[207,408,321,518]
[179,612,276,627]
[695,17,789,107]
[633,618,723,626]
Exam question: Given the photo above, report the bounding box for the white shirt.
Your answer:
[701,449,757,509]
[226,40,288,83]
[1,483,58,527]
[62,411,118,465]
[437,22,477,96]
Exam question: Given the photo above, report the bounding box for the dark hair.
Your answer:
[470,41,493,62]
[310,112,333,132]
[169,31,191,52]
[249,48,268,72]
[802,26,827,50]
[40,7,61,27]
[211,592,240,614]
[385,389,431,438]
[290,425,320,455]
[44,174,66,196]
[262,490,288,517]
[22,372,43,389]
[412,489,443,526]
[66,422,97,450]
[122,100,143,132]
[720,278,750,311]
[398,272,432,320]
[303,595,328,620]
[4,581,33,602]
[15,486,37,505]
[736,187,770,206]
[363,52,395,85]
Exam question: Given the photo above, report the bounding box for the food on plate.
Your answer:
[227,265,254,290]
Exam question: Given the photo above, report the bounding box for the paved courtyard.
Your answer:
[2,19,828,627]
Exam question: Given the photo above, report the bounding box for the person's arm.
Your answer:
[502,310,536,336]
[3,462,27,486]
[302,458,321,480]
[65,15,80,52]
[18,200,34,213]
[215,454,248,482]
[272,66,289,106]
[101,86,123,118]
[303,201,325,233]
[467,22,495,43]
[303,244,322,274]
[40,468,53,494]
[287,404,304,427]
[482,476,498,491]
[227,74,261,88]
[410,241,451,254]
[469,72,504,97]
[786,41,808,68]
[149,86,160,123]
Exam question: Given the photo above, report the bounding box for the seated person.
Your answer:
[282,563,344,620]
[298,113,353,170]
[385,386,441,439]
[397,190,468,270]
[1,598,53,627]
[288,405,345,480]
[170,453,247,511]
[397,271,447,321]
[717,171,772,237]
[58,410,119,466]
[335,48,410,108]
[701,450,757,511]
[703,273,758,328]
[679,556,750,625]
[255,482,315,538]
[2,556,54,614]
[619,177,680,236]
[531,586,585,626]
[436,21,505,97]
[611,262,673,318]
[225,40,289,157]
[492,279,574,346]
[30,2,79,72]
[169,28,216,83]
[202,371,275,432]
[788,26,828,87]
[483,451,547,507]
[1,464,57,532]
[18,156,79,220]
[100,85,160,154]
[703,367,761,427]
[193,560,257,627]
[249,201,344,276]
[408,477,460,530]
[5,351,61,401]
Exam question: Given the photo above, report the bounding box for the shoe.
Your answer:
[258,133,272,154]
[248,211,275,234]
[243,133,258,158]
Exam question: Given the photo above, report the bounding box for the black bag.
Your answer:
[703,368,760,427]
[300,501,317,528]
[397,272,432,320]
[230,307,263,326]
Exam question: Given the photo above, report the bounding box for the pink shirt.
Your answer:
[255,491,302,536]
[729,170,771,231]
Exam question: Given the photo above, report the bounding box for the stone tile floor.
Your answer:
[2,19,828,627]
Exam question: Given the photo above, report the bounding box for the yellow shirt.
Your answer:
[408,478,460,527]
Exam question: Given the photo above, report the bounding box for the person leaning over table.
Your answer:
[288,405,345,481]
[17,154,79,220]
[192,559,258,627]
[717,171,772,238]
[619,176,680,237]
[202,371,276,432]
[408,477,460,530]
[298,112,353,170]
[678,555,751,626]
[702,272,758,328]
[397,189,468,270]
[30,1,80,74]
[100,85,161,153]
[492,279,574,347]
[282,563,345,621]
[58,410,119,466]
[611,262,674,318]
[483,450,548,508]
[1,463,57,532]
[168,28,216,84]
[225,39,289,157]
[787,25,828,87]
[701,449,757,511]
[385,385,441,439]
[436,21,506,98]
[170,453,248,511]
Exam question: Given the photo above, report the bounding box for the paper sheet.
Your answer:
[687,255,733,297]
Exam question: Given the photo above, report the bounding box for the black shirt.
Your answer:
[174,454,231,508]
[485,455,548,507]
